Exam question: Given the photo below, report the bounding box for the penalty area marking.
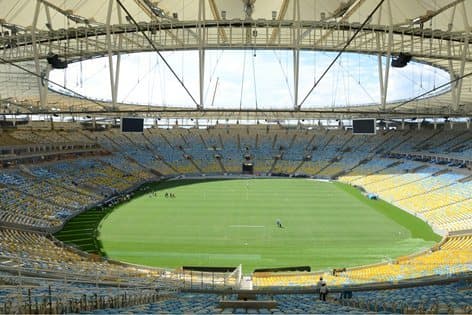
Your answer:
[229,225,265,228]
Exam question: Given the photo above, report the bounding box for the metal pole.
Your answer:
[198,0,205,110]
[48,285,52,314]
[380,0,393,111]
[454,2,470,111]
[32,0,46,109]
[28,288,32,314]
[106,0,117,109]
[293,0,300,110]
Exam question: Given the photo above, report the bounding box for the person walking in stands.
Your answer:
[320,282,328,301]
[317,277,328,301]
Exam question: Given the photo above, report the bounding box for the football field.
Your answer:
[95,178,440,273]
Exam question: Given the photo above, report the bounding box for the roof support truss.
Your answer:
[39,0,96,27]
[1,20,471,63]
[269,0,290,45]
[207,0,228,43]
[133,0,186,47]
[304,0,367,45]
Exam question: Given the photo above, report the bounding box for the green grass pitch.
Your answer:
[91,178,440,273]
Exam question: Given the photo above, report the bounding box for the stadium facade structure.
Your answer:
[0,0,471,313]
[0,0,471,119]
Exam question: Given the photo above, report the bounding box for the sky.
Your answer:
[49,50,451,109]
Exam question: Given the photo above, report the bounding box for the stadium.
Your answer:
[0,0,471,313]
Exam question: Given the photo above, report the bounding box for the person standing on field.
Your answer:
[276,219,283,228]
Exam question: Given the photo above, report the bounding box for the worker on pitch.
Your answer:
[276,219,284,228]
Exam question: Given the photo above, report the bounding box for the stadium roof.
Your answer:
[0,0,471,120]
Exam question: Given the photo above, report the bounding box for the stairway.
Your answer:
[268,158,279,174]
[188,158,203,173]
[216,157,227,173]
[292,160,306,174]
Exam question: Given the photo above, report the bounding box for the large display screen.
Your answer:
[121,118,144,132]
[352,119,376,134]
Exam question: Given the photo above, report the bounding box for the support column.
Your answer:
[106,0,120,109]
[454,2,470,111]
[199,50,205,110]
[41,67,51,108]
[447,6,459,107]
[293,49,300,110]
[42,3,53,107]
[115,4,123,108]
[32,1,47,109]
[293,0,300,110]
[198,0,205,110]
[44,5,52,29]
[377,0,393,111]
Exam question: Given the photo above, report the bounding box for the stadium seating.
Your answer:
[339,235,471,282]
[76,280,472,314]
[0,127,471,313]
[1,127,470,232]
[93,293,222,314]
[0,133,27,145]
[0,272,163,314]
[94,293,369,314]
[0,228,171,285]
[254,235,471,288]
[340,281,472,314]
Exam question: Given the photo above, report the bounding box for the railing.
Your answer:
[0,284,164,315]
[177,266,242,290]
[0,142,101,160]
